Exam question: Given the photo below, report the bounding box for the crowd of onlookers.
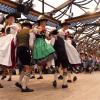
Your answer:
[80,53,100,73]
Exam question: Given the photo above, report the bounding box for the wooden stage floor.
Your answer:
[0,72,100,100]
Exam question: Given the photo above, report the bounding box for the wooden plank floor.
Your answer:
[0,72,100,100]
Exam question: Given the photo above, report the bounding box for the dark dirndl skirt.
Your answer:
[10,39,16,69]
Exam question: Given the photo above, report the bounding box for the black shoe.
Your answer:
[15,82,22,89]
[1,76,6,80]
[53,80,57,88]
[30,76,35,79]
[73,76,77,82]
[0,84,3,88]
[62,85,68,89]
[37,76,43,79]
[58,75,63,80]
[21,88,34,92]
[8,78,12,81]
[67,80,72,83]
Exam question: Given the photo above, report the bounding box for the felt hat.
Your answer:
[6,13,16,19]
[21,22,32,28]
[50,29,58,35]
[37,15,47,23]
[60,19,70,27]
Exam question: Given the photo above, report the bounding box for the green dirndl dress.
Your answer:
[32,34,55,65]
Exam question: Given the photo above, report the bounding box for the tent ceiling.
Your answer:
[11,0,100,20]
[0,0,100,54]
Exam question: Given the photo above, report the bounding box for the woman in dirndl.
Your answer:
[32,15,56,79]
[58,19,81,83]
[0,13,17,81]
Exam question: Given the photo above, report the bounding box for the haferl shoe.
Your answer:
[58,75,63,80]
[53,80,57,88]
[21,88,34,92]
[37,76,43,79]
[15,82,22,89]
[30,76,35,79]
[1,76,6,80]
[0,84,3,88]
[73,76,77,82]
[8,78,12,81]
[62,85,68,89]
[67,80,72,83]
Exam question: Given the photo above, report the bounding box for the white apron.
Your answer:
[0,23,18,66]
[65,39,81,64]
[0,34,16,66]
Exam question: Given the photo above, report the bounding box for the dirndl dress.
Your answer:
[32,33,55,65]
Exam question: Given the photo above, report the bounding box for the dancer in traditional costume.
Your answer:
[32,15,56,79]
[50,29,69,88]
[59,19,81,82]
[0,14,18,81]
[57,19,70,80]
[15,22,34,92]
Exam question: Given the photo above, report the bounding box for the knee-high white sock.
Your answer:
[31,65,35,77]
[8,69,12,79]
[32,70,35,77]
[54,73,58,81]
[63,75,67,85]
[54,66,58,81]
[67,71,71,80]
[38,66,42,77]
[51,59,55,68]
[22,73,30,89]
[47,61,51,68]
[40,70,42,77]
[18,71,25,84]
[63,71,67,85]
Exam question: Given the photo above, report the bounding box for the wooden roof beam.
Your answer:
[0,0,58,24]
[66,11,100,23]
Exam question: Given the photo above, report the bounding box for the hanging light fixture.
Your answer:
[16,0,34,15]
